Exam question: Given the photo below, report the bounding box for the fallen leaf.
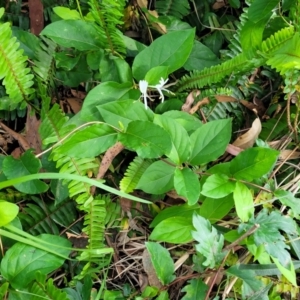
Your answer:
[142,249,163,289]
[25,106,42,153]
[279,150,300,160]
[147,10,167,34]
[232,118,262,149]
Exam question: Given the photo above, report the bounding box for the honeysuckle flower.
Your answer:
[139,77,172,109]
[139,80,150,109]
[149,77,170,103]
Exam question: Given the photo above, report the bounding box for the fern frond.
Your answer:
[120,156,153,193]
[0,22,35,107]
[40,104,112,281]
[19,197,78,235]
[39,103,75,145]
[29,274,69,300]
[82,195,107,253]
[223,7,249,58]
[175,53,251,91]
[51,153,98,200]
[155,0,190,18]
[32,36,56,87]
[261,26,295,55]
[88,0,126,55]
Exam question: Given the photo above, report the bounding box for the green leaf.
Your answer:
[163,110,202,133]
[53,7,81,20]
[0,201,19,227]
[240,20,265,57]
[183,40,220,71]
[239,210,297,266]
[98,99,154,130]
[2,150,48,194]
[150,217,193,243]
[41,20,102,51]
[145,66,169,85]
[233,181,254,222]
[274,189,300,218]
[56,124,117,158]
[0,234,71,289]
[12,27,41,60]
[145,242,175,285]
[150,203,200,228]
[199,195,234,224]
[181,279,208,300]
[118,120,172,158]
[133,29,195,80]
[81,81,140,122]
[230,147,279,181]
[137,160,175,194]
[189,119,231,165]
[226,265,269,299]
[248,0,280,23]
[174,168,200,205]
[154,114,191,164]
[228,0,240,8]
[192,214,225,268]
[201,174,235,199]
[100,54,132,83]
[272,257,296,286]
[156,291,169,300]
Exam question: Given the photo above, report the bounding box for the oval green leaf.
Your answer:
[189,119,232,165]
[174,168,201,205]
[137,160,175,194]
[150,217,194,244]
[145,242,175,285]
[118,120,172,158]
[133,29,195,80]
[0,234,71,289]
[0,201,19,227]
[41,20,102,51]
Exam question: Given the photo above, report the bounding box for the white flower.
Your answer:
[149,77,170,103]
[139,80,150,109]
[138,77,172,109]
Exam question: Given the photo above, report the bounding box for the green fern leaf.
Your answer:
[29,274,69,300]
[261,26,295,55]
[39,103,75,145]
[265,32,300,74]
[19,198,78,235]
[88,0,126,55]
[175,52,251,91]
[120,156,153,193]
[0,22,35,107]
[33,36,56,87]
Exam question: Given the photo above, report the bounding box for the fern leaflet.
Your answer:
[120,156,153,193]
[0,22,35,108]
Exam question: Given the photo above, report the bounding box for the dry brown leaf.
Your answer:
[0,121,30,152]
[182,90,200,112]
[226,144,243,156]
[232,118,262,149]
[279,150,300,160]
[142,249,163,289]
[212,0,226,10]
[137,0,147,8]
[147,10,167,34]
[70,89,86,100]
[25,106,42,153]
